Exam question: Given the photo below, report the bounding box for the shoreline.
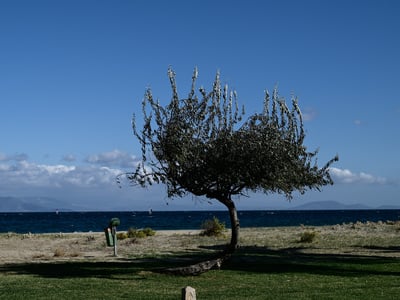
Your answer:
[1,219,399,236]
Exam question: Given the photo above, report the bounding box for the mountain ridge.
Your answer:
[292,200,373,210]
[1,197,399,212]
[0,196,72,212]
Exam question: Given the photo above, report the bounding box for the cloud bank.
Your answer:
[0,150,390,192]
[85,149,137,168]
[0,150,395,211]
[0,150,137,190]
[329,167,387,185]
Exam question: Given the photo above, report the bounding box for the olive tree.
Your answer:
[121,68,338,274]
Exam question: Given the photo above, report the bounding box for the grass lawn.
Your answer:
[1,247,400,299]
[1,223,400,299]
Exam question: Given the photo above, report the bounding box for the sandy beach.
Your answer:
[1,222,400,265]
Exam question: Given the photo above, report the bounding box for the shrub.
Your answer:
[135,231,147,238]
[127,227,137,238]
[127,228,141,238]
[54,248,66,257]
[117,232,129,240]
[142,227,156,236]
[127,227,155,238]
[200,217,226,237]
[299,230,318,243]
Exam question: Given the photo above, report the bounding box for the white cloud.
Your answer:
[1,151,389,191]
[330,167,387,184]
[0,154,126,190]
[85,149,137,168]
[0,150,153,210]
[2,148,393,212]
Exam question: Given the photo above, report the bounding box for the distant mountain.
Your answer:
[293,200,372,210]
[0,196,71,212]
[376,205,400,210]
[2,196,399,212]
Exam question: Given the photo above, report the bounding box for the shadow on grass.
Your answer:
[222,245,400,277]
[0,258,187,280]
[357,245,400,252]
[0,255,211,279]
[1,245,400,279]
[0,261,139,279]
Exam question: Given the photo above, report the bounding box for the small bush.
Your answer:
[135,231,147,238]
[127,227,137,238]
[299,230,318,243]
[127,228,143,238]
[200,217,225,237]
[142,227,156,236]
[127,227,155,238]
[54,248,66,257]
[117,232,129,240]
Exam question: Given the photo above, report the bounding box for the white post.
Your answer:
[181,286,196,300]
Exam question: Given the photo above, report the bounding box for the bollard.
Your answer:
[104,227,114,247]
[181,286,196,300]
[106,218,120,257]
[111,225,117,256]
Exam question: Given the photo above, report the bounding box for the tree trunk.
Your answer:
[159,196,239,276]
[223,197,240,254]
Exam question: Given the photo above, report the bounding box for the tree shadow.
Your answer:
[221,245,400,277]
[1,245,399,278]
[356,245,400,252]
[0,253,215,279]
[0,261,136,279]
[0,259,178,280]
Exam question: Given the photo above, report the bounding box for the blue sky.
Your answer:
[1,0,399,211]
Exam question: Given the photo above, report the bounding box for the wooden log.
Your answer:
[163,257,224,276]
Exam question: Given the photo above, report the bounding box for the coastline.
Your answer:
[2,209,400,234]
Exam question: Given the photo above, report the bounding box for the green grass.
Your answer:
[1,246,400,299]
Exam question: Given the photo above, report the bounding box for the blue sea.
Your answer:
[1,210,400,234]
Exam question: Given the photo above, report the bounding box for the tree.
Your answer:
[120,68,338,274]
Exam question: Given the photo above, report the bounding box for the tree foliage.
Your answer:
[125,67,338,205]
[121,68,338,274]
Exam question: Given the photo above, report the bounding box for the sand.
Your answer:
[1,222,400,265]
[0,230,204,264]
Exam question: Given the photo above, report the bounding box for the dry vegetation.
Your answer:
[1,221,400,265]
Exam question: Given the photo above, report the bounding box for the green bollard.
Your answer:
[104,227,114,247]
[108,218,120,256]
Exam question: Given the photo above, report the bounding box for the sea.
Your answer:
[1,210,400,234]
